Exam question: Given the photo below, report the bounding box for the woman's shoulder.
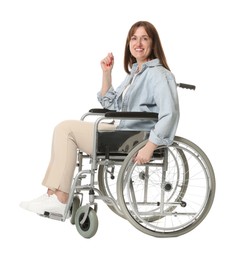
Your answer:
[148,62,175,82]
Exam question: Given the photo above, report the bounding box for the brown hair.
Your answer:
[124,21,170,74]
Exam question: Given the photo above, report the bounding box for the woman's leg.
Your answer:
[20,120,95,214]
[20,120,116,215]
[42,120,96,201]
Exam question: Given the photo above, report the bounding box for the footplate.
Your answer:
[39,211,66,221]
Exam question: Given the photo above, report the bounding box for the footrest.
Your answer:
[39,211,65,221]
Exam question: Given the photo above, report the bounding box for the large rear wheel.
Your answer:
[117,136,216,237]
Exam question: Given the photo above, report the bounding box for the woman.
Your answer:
[20,21,179,216]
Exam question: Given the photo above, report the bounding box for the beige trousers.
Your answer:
[42,120,116,193]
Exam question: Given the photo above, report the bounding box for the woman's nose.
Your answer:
[137,38,142,45]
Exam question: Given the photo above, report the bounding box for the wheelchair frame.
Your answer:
[40,83,216,238]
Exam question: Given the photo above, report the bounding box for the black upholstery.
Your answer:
[97,131,149,154]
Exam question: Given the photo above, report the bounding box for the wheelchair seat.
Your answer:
[97,130,149,154]
[97,130,166,159]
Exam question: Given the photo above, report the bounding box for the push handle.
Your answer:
[177,83,196,90]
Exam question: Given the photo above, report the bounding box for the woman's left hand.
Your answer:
[134,141,157,164]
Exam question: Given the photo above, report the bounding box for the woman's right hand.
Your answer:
[100,52,114,72]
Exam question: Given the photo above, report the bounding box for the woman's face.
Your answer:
[129,26,152,64]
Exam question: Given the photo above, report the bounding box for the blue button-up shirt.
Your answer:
[97,58,179,146]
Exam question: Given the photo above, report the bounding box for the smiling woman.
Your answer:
[20,21,179,221]
[124,20,170,73]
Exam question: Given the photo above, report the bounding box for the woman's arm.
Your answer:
[100,52,114,96]
[134,75,179,164]
[149,77,179,146]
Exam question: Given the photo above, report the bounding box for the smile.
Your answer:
[135,48,144,52]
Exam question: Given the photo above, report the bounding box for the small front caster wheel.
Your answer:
[75,206,98,238]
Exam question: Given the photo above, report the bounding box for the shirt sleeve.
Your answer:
[97,86,119,110]
[149,77,180,146]
[97,74,132,111]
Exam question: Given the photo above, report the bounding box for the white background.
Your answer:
[0,0,235,259]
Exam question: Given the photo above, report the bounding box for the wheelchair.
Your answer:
[41,83,216,238]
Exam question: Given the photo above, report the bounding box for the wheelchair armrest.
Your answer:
[105,111,158,120]
[87,108,158,120]
[89,108,116,113]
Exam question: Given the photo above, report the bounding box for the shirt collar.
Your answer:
[131,58,161,74]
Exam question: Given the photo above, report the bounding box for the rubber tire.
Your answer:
[75,206,98,238]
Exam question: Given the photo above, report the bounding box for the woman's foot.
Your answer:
[47,189,69,204]
[54,190,69,204]
[20,194,66,215]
